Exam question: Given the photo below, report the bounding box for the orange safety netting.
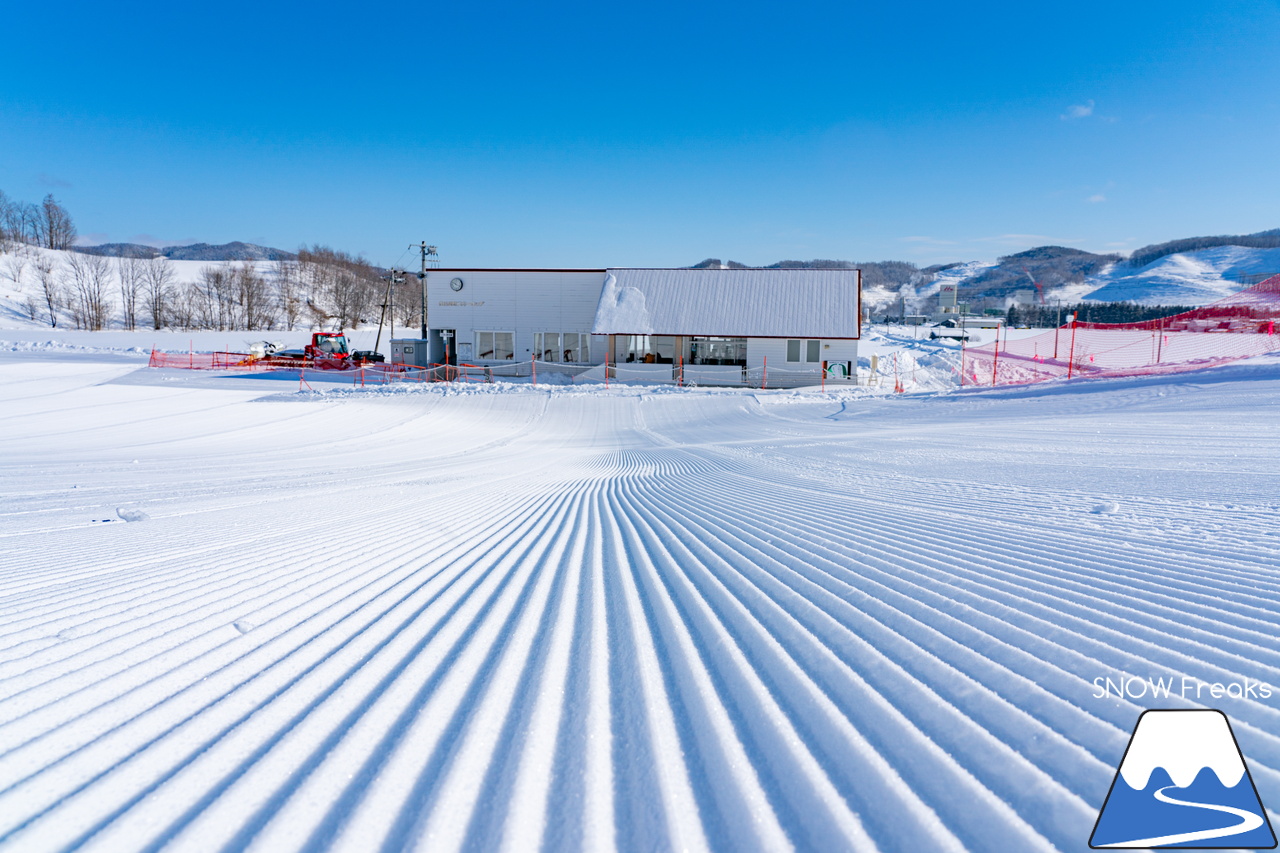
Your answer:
[148,351,261,369]
[146,350,498,383]
[964,274,1280,386]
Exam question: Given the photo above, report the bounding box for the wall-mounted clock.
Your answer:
[450,277,465,292]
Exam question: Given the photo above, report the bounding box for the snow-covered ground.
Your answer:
[2,331,1278,852]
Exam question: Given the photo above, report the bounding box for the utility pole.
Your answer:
[410,242,439,339]
[375,268,406,355]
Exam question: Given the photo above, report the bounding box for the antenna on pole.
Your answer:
[411,242,438,338]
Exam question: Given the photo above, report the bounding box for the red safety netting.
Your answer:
[963,275,1280,386]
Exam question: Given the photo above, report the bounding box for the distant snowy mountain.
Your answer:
[924,245,1280,308]
[76,241,297,262]
[1082,245,1280,305]
[905,244,1279,308]
[706,232,1280,309]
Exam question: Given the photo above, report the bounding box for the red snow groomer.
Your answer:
[258,332,384,370]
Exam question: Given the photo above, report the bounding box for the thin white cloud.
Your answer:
[1087,194,1107,203]
[1061,99,1096,120]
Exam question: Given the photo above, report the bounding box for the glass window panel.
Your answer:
[625,335,652,363]
[787,340,801,362]
[806,340,821,362]
[476,331,515,360]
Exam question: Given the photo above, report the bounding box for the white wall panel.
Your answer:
[427,270,606,363]
[746,337,859,371]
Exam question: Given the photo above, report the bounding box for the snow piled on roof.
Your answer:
[593,268,860,338]
[593,273,654,334]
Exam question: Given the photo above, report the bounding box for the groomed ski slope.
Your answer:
[1,352,1279,852]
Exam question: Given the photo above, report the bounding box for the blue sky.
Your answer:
[2,0,1278,268]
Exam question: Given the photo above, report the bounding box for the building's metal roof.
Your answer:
[592,268,861,338]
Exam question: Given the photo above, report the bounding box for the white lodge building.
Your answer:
[402,267,861,385]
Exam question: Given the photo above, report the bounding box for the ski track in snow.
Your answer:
[2,354,1280,852]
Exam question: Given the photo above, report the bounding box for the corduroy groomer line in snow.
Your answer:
[0,340,1278,852]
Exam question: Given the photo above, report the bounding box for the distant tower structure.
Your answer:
[938,282,959,316]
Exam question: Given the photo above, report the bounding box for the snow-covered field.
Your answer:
[2,334,1279,852]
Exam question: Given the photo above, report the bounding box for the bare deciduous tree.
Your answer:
[0,190,14,249]
[236,263,273,330]
[2,245,29,289]
[34,256,61,328]
[12,203,41,245]
[168,281,197,330]
[297,245,381,330]
[2,246,39,321]
[37,195,76,250]
[174,263,279,330]
[0,194,42,246]
[398,272,424,330]
[274,258,303,331]
[64,252,113,330]
[143,255,175,329]
[117,253,145,331]
[188,265,228,329]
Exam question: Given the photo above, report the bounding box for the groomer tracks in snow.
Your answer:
[1,354,1279,852]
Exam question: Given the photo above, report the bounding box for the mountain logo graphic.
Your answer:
[1090,709,1276,848]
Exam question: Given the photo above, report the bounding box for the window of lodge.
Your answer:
[689,337,746,366]
[534,332,589,363]
[475,331,514,361]
[620,335,677,364]
[786,339,822,363]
